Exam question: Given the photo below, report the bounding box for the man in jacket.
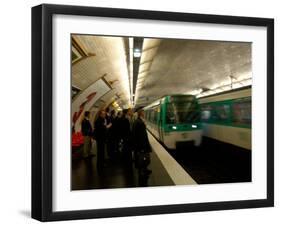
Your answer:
[132,109,152,176]
[120,109,132,165]
[107,110,117,159]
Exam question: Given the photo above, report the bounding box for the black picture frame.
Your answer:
[31,4,274,222]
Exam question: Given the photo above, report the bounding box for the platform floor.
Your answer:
[72,133,251,190]
[71,141,174,190]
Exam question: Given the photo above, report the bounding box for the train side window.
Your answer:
[153,107,158,123]
[201,105,212,122]
[232,99,251,126]
[201,103,230,123]
[151,109,154,123]
[147,109,151,122]
[149,107,158,124]
[150,109,155,123]
[149,109,153,122]
[156,106,160,123]
[213,104,231,122]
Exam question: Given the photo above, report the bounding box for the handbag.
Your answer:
[136,150,151,168]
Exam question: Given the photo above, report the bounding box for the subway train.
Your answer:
[144,88,251,150]
[144,94,202,149]
[199,87,251,150]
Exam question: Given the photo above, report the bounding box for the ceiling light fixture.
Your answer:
[133,48,141,58]
[129,38,134,105]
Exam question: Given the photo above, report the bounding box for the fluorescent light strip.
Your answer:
[129,37,134,105]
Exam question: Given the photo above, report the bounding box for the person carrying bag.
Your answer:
[132,108,152,176]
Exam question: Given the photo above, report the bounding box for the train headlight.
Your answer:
[172,126,177,130]
[192,124,197,128]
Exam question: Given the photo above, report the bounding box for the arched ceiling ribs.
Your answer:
[72,36,96,65]
[72,34,131,107]
[101,74,113,90]
[134,39,162,106]
[142,44,161,53]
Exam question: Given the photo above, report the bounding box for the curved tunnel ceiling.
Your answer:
[135,39,251,107]
[72,35,130,108]
[72,35,251,110]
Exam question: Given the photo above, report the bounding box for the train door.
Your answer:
[158,103,164,142]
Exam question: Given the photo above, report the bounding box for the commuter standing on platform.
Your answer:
[104,107,112,155]
[115,111,123,152]
[107,109,117,159]
[120,109,132,164]
[94,110,112,170]
[81,111,94,158]
[127,108,135,131]
[132,109,152,176]
[117,111,122,118]
[105,107,111,127]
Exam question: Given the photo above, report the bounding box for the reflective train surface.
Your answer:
[144,88,251,150]
[144,95,202,149]
[199,87,251,150]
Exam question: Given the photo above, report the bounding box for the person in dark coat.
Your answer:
[105,107,111,127]
[107,110,117,159]
[94,110,111,170]
[120,109,132,164]
[114,111,123,152]
[132,108,152,177]
[81,111,94,158]
[120,109,130,140]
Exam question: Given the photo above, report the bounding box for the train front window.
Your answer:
[166,101,200,124]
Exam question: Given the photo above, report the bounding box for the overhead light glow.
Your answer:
[133,52,141,58]
[133,48,141,57]
[188,88,203,96]
[129,37,134,105]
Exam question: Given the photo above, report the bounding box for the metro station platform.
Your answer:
[71,131,196,190]
[72,130,251,190]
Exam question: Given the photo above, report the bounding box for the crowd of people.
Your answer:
[80,107,152,176]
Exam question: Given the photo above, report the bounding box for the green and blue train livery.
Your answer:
[143,88,251,150]
[198,88,251,150]
[144,95,203,149]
